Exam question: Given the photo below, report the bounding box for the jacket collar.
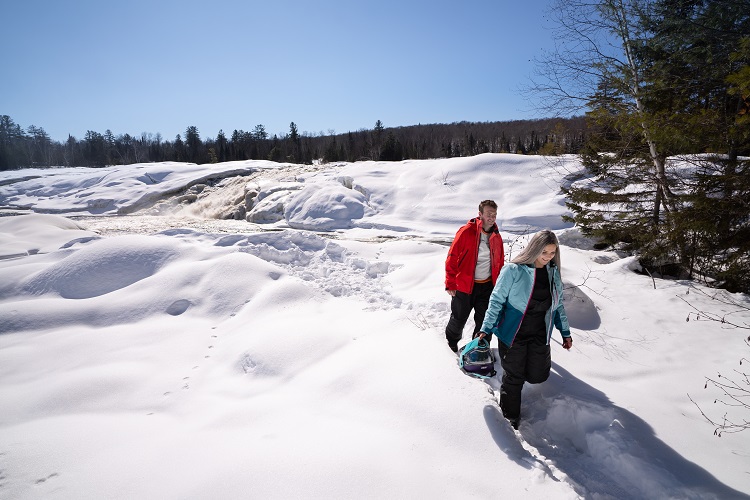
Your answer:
[469,217,498,234]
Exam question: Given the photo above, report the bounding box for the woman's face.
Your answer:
[534,243,557,268]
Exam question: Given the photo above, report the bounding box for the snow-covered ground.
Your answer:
[0,154,748,499]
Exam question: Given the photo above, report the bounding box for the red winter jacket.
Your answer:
[445,218,505,294]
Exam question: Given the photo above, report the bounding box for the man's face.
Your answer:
[479,207,497,230]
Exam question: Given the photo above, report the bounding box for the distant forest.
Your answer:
[0,115,586,170]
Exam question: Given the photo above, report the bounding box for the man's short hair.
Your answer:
[478,200,497,213]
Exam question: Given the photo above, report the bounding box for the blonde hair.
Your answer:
[511,230,561,269]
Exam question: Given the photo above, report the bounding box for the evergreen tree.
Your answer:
[83,130,107,167]
[642,0,750,288]
[287,122,300,162]
[119,133,135,164]
[103,129,117,164]
[185,126,201,163]
[379,132,403,161]
[252,124,268,141]
[561,0,750,289]
[323,136,339,162]
[372,120,385,159]
[268,135,282,162]
[347,132,356,162]
[174,134,185,162]
[26,125,52,167]
[0,115,25,170]
[64,135,80,167]
[216,130,228,162]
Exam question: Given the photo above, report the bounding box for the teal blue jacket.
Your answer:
[480,262,571,347]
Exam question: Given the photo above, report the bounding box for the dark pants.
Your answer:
[498,338,551,420]
[445,280,494,350]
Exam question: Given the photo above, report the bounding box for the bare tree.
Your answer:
[529,0,677,220]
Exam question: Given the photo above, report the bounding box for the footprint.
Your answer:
[166,299,191,316]
[35,473,59,484]
[240,354,258,374]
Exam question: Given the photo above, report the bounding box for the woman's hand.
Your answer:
[562,337,573,350]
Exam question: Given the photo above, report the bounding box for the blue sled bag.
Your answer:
[458,338,497,379]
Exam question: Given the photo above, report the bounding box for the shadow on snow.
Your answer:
[483,361,749,500]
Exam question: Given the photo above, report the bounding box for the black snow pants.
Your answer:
[445,280,494,350]
[498,337,551,420]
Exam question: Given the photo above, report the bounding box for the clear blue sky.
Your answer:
[1,0,556,142]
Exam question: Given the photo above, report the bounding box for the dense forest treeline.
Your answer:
[0,115,587,170]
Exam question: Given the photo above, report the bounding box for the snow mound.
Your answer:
[21,235,185,299]
[0,235,287,334]
[166,229,399,308]
[284,181,370,230]
[0,214,98,259]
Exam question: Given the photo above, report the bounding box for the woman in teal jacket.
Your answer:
[479,230,572,429]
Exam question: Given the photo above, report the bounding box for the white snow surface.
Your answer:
[0,154,748,499]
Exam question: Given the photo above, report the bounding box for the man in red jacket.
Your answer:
[445,200,505,352]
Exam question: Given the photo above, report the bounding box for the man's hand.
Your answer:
[562,337,573,350]
[446,289,456,297]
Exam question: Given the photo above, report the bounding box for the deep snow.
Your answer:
[0,154,748,499]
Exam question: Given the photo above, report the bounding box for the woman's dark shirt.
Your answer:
[516,266,552,342]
